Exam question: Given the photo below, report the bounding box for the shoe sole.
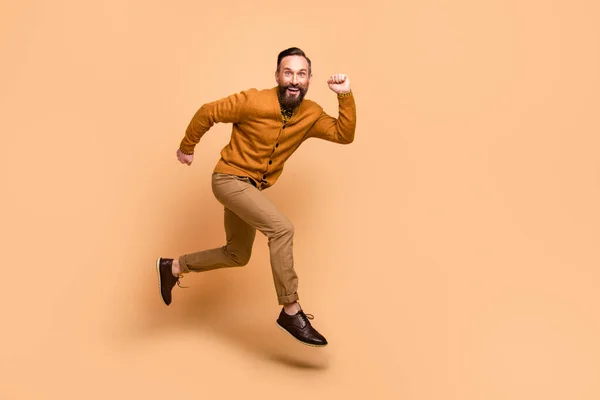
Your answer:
[156,257,169,306]
[276,322,328,347]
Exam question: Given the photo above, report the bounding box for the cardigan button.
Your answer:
[269,160,272,165]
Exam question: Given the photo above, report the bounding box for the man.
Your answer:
[156,47,356,347]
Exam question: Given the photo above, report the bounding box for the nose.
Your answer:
[291,74,298,85]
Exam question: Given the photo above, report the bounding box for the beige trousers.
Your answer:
[179,172,299,305]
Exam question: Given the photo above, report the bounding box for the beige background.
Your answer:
[1,0,599,399]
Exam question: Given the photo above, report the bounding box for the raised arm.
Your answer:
[306,74,356,144]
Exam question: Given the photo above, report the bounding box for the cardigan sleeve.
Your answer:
[179,90,253,155]
[305,92,356,145]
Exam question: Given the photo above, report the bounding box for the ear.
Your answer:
[275,70,280,84]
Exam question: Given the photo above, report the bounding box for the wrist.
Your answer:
[337,90,352,98]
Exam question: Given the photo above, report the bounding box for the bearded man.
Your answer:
[156,47,356,347]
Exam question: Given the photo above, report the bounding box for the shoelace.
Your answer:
[176,275,188,289]
[297,302,314,320]
[298,309,314,322]
[296,311,315,329]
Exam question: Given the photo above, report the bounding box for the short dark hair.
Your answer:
[277,47,311,75]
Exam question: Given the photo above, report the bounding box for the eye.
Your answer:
[284,71,291,77]
[299,72,305,78]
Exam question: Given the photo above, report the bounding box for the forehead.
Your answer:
[279,55,309,71]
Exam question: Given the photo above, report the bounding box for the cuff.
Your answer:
[278,292,300,305]
[337,91,353,98]
[178,255,191,273]
[179,145,194,155]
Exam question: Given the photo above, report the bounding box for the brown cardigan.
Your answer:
[179,87,356,189]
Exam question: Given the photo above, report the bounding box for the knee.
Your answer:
[276,219,294,238]
[236,251,252,266]
[228,247,252,267]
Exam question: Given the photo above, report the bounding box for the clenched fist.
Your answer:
[176,148,194,166]
[327,73,351,94]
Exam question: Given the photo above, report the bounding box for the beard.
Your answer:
[277,83,309,110]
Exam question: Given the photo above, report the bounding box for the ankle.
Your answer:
[283,301,300,315]
[171,260,181,277]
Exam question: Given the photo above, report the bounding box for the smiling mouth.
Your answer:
[287,87,300,94]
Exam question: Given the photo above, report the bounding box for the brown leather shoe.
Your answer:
[155,258,184,306]
[276,308,328,347]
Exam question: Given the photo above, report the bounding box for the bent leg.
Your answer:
[179,206,256,273]
[210,173,299,305]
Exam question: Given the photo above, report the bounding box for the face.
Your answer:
[275,55,311,109]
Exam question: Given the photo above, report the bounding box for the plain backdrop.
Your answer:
[1,0,599,399]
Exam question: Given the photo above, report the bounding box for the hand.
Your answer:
[176,149,194,166]
[327,73,351,94]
